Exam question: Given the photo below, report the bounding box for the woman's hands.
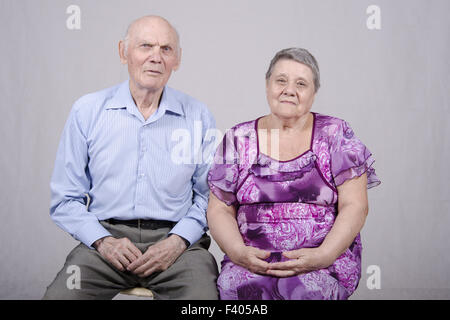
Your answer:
[228,245,271,275]
[266,247,335,277]
[228,245,335,277]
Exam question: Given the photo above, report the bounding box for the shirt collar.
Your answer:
[159,86,185,117]
[105,80,185,117]
[104,80,135,111]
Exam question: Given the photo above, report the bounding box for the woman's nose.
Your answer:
[282,82,296,96]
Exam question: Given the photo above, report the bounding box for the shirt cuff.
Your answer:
[74,220,112,249]
[169,217,206,248]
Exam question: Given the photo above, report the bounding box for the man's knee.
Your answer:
[42,266,85,300]
[185,247,219,299]
[42,244,122,300]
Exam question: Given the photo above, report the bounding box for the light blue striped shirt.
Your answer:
[50,80,217,248]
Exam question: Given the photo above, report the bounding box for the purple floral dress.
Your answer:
[207,113,380,300]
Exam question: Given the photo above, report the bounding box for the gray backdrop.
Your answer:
[1,0,449,299]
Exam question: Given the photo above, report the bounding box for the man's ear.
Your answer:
[118,40,127,65]
[173,47,182,71]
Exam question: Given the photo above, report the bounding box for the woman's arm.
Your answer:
[267,173,368,277]
[319,173,368,261]
[207,192,271,274]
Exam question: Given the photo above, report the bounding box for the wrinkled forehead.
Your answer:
[128,17,179,46]
[272,59,314,79]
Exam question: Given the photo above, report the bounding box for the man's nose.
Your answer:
[149,46,162,63]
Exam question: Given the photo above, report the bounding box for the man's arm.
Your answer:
[50,102,112,248]
[51,100,144,271]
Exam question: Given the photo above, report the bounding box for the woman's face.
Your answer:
[266,59,316,120]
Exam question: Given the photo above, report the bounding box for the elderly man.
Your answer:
[43,15,219,300]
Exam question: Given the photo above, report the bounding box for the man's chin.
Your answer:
[132,78,166,92]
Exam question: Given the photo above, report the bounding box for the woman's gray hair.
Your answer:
[265,48,320,92]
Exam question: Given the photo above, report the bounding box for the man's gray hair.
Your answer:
[265,48,320,93]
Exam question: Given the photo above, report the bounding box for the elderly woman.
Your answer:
[206,48,380,300]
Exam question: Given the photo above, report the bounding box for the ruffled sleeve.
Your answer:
[207,129,240,206]
[330,120,380,189]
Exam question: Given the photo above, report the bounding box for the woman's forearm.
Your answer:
[207,193,245,257]
[319,173,369,263]
[207,193,272,274]
[319,202,368,262]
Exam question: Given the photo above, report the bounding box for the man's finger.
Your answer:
[127,244,143,259]
[123,248,141,264]
[117,254,132,269]
[134,259,158,276]
[109,258,125,272]
[137,264,158,278]
[127,254,147,271]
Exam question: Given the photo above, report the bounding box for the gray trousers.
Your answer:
[43,220,219,300]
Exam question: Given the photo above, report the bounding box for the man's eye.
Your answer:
[276,79,287,84]
[162,46,172,52]
[297,82,306,87]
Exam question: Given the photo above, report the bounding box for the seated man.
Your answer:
[43,15,219,300]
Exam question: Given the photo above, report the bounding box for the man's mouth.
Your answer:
[145,70,162,74]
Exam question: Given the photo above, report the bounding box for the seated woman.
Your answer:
[206,48,380,300]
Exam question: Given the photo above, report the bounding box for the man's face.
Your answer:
[120,17,181,93]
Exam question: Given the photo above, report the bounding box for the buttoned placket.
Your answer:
[135,124,147,218]
[135,120,156,243]
[137,218,142,242]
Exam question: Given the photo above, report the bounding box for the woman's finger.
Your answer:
[282,249,303,259]
[266,269,296,278]
[268,260,298,270]
[254,248,271,260]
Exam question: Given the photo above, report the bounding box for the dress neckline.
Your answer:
[254,112,316,163]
